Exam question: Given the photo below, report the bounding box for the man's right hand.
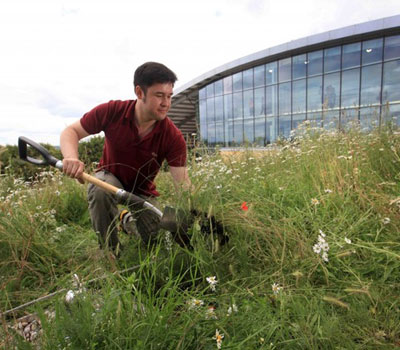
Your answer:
[62,158,85,184]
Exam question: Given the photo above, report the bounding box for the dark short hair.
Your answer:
[134,62,177,93]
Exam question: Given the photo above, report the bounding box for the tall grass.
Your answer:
[1,125,400,349]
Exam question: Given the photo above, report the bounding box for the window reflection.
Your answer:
[243,90,254,117]
[341,109,359,130]
[307,50,323,76]
[224,121,234,146]
[266,117,277,144]
[254,117,266,145]
[233,72,243,92]
[342,43,361,69]
[324,72,340,109]
[293,54,307,79]
[279,82,291,114]
[279,58,291,82]
[385,35,400,61]
[266,85,278,116]
[233,92,243,119]
[383,60,400,103]
[279,116,291,139]
[244,118,254,144]
[307,76,322,111]
[254,65,265,87]
[362,38,383,65]
[324,47,341,73]
[215,123,224,144]
[206,98,215,123]
[233,120,243,145]
[361,64,382,106]
[243,69,254,90]
[293,79,306,113]
[224,94,233,120]
[223,76,233,94]
[215,95,224,121]
[266,62,278,85]
[360,107,380,131]
[214,80,223,96]
[341,68,360,107]
[254,87,265,116]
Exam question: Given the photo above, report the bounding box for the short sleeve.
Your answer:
[80,102,114,134]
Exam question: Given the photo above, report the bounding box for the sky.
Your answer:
[0,0,399,146]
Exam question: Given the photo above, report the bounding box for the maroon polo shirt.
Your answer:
[80,100,187,196]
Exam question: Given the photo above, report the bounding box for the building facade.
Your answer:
[168,15,400,147]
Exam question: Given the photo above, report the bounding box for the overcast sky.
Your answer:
[0,0,399,146]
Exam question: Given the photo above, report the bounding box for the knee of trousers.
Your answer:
[87,183,118,212]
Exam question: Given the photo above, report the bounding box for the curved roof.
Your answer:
[168,14,400,136]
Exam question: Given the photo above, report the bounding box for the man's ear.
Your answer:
[135,85,145,100]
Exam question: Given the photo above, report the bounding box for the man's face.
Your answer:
[138,82,174,121]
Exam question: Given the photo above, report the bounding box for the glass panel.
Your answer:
[293,79,306,113]
[207,123,216,145]
[307,50,323,76]
[324,46,341,73]
[233,120,243,145]
[244,118,254,144]
[206,97,215,123]
[385,35,400,61]
[362,38,383,65]
[243,90,254,118]
[254,117,265,146]
[233,92,243,119]
[279,82,291,115]
[199,99,207,141]
[215,95,224,122]
[341,68,360,107]
[278,115,291,139]
[199,87,207,99]
[382,103,400,127]
[254,65,265,87]
[254,87,265,117]
[206,83,214,98]
[266,85,278,116]
[266,117,277,144]
[215,122,224,144]
[340,109,359,130]
[266,61,278,85]
[243,69,254,90]
[292,114,306,131]
[323,72,340,109]
[323,110,339,130]
[307,76,323,111]
[224,120,234,146]
[214,79,223,96]
[383,60,400,104]
[279,58,291,82]
[224,94,233,120]
[293,54,307,80]
[360,107,380,131]
[342,42,361,69]
[361,64,382,106]
[223,76,233,94]
[233,72,242,92]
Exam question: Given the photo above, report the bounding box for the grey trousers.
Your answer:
[87,170,158,250]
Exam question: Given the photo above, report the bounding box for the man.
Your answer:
[60,62,190,254]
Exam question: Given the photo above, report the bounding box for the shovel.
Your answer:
[18,136,194,246]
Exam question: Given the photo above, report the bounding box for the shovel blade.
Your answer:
[160,206,193,247]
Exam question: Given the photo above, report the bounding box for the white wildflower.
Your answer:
[206,276,218,292]
[213,329,224,349]
[188,298,204,310]
[382,217,391,225]
[324,189,332,194]
[65,290,75,303]
[272,283,282,295]
[344,237,352,244]
[227,304,238,316]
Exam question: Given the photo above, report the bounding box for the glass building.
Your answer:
[168,16,400,147]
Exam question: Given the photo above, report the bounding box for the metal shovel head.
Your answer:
[160,206,193,247]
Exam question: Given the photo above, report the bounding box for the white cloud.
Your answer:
[0,0,399,145]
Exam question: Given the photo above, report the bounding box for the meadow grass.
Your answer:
[1,125,399,349]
